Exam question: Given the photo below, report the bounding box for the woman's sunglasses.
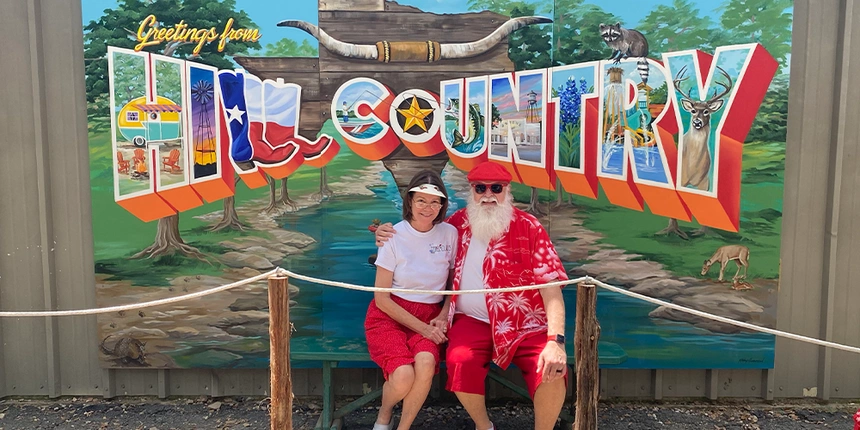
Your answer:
[472,183,505,194]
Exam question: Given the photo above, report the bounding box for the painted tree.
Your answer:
[745,74,789,143]
[110,54,147,112]
[84,0,260,118]
[719,0,793,69]
[541,0,618,66]
[466,0,544,13]
[86,0,261,258]
[637,0,718,57]
[259,38,319,57]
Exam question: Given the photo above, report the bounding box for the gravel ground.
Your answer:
[0,396,856,429]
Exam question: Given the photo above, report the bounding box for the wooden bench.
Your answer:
[290,337,627,430]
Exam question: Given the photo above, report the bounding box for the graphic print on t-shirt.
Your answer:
[429,243,453,254]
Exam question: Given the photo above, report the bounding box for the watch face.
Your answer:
[556,334,565,343]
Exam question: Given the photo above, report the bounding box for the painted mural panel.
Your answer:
[83,0,791,369]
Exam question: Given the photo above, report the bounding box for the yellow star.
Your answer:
[396,96,434,132]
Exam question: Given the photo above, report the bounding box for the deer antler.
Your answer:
[672,65,694,101]
[707,66,734,103]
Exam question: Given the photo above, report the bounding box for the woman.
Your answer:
[365,170,457,430]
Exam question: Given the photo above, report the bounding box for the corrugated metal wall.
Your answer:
[0,0,857,400]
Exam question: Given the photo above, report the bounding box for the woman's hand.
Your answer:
[422,324,448,344]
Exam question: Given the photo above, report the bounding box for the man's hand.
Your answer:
[374,222,395,247]
[429,314,448,333]
[536,340,567,383]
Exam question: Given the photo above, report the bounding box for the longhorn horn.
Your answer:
[278,16,553,62]
[439,16,552,59]
[277,20,378,60]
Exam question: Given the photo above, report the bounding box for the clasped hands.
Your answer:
[422,315,448,344]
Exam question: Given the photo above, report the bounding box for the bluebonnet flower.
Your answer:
[558,77,584,129]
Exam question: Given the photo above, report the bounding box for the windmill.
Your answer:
[191,80,216,176]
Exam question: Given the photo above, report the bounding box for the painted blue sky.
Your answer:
[492,73,544,117]
[81,0,321,50]
[81,0,791,70]
[81,0,726,53]
[394,0,723,28]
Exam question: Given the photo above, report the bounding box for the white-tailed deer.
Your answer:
[674,66,733,191]
[701,244,750,282]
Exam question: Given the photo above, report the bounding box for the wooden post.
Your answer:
[574,282,600,430]
[269,275,292,430]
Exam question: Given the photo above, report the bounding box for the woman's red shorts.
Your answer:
[364,295,444,380]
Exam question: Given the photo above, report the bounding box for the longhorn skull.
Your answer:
[277,16,553,63]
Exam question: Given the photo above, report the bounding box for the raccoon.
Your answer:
[100,335,147,365]
[599,22,651,84]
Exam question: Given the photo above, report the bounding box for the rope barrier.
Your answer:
[0,269,279,317]
[278,267,583,294]
[1,266,859,356]
[585,277,860,356]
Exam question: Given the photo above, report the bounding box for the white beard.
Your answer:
[466,192,514,242]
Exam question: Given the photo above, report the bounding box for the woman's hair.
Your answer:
[402,169,449,225]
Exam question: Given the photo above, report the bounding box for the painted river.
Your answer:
[277,171,774,370]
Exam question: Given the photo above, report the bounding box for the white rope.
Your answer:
[276,268,860,355]
[584,276,860,356]
[2,266,859,357]
[0,269,279,317]
[277,267,584,294]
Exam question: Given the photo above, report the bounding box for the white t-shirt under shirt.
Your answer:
[454,236,490,323]
[374,220,458,304]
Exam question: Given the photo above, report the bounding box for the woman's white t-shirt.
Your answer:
[374,220,458,304]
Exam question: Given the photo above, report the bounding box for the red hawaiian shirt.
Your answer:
[445,207,568,369]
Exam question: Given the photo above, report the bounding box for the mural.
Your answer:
[83,0,792,369]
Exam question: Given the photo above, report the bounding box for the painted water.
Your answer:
[283,172,772,369]
[167,170,774,369]
[602,144,669,183]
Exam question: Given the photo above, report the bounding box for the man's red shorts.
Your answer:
[364,295,443,380]
[444,313,567,399]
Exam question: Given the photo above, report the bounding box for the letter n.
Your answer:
[487,69,554,189]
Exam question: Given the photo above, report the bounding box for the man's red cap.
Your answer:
[466,161,512,183]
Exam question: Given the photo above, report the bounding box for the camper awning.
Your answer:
[134,104,182,113]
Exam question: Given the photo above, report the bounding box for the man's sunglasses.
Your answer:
[472,183,505,194]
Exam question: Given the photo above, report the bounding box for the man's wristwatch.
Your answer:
[548,334,565,344]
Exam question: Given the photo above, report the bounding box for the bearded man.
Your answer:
[375,161,569,430]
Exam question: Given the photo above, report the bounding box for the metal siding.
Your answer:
[305,368,325,397]
[829,0,860,399]
[217,370,269,396]
[601,369,652,398]
[41,0,104,397]
[660,370,707,398]
[110,370,160,397]
[715,370,766,398]
[0,0,50,396]
[774,0,840,399]
[0,0,859,401]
